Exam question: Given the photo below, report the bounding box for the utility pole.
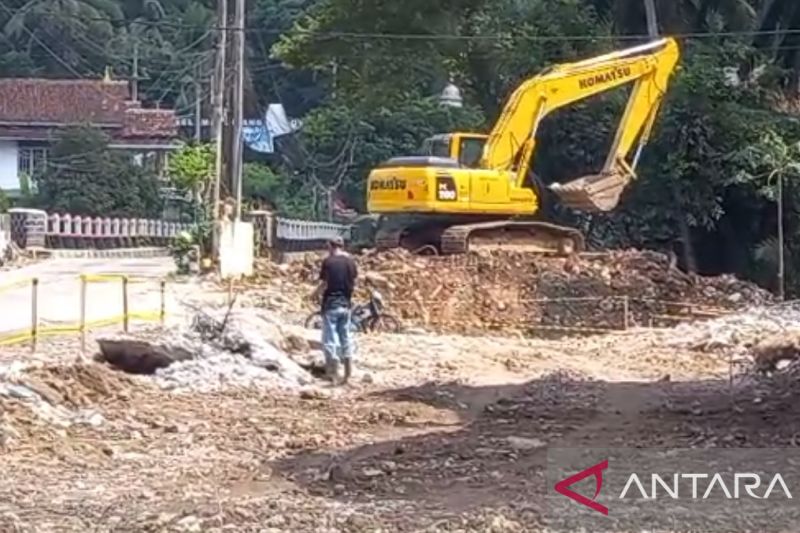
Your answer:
[643,0,659,38]
[777,171,785,300]
[194,65,202,141]
[132,42,139,101]
[211,0,227,255]
[231,0,245,220]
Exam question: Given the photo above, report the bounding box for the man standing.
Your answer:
[313,236,358,384]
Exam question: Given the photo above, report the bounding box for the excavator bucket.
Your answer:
[548,171,632,212]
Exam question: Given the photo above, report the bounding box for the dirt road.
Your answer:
[3,303,797,532]
[0,248,796,531]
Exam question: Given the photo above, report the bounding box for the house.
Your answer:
[0,77,180,196]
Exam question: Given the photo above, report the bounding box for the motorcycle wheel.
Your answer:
[304,312,323,330]
[365,314,403,333]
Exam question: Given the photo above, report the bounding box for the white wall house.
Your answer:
[0,140,46,195]
[0,78,180,199]
[0,140,20,192]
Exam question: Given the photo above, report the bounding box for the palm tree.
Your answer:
[590,0,758,35]
[753,0,800,93]
[2,0,123,75]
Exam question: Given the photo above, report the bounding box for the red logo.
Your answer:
[554,459,609,515]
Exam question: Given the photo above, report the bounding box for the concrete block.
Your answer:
[218,220,254,278]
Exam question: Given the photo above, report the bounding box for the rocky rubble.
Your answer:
[249,248,772,335]
[95,309,316,393]
[663,304,800,353]
[0,362,109,449]
[651,302,800,395]
[0,241,36,271]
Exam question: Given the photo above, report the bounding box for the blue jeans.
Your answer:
[322,306,353,366]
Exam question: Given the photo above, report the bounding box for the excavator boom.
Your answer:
[365,38,681,255]
[484,37,680,211]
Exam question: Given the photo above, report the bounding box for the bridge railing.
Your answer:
[8,207,353,257]
[249,211,352,255]
[9,208,192,250]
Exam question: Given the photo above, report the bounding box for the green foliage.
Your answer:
[732,130,800,200]
[297,96,485,212]
[169,229,197,274]
[168,143,214,192]
[275,0,609,112]
[33,125,163,218]
[243,162,315,218]
[0,188,9,213]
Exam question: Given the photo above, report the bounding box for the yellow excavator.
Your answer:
[366,37,680,255]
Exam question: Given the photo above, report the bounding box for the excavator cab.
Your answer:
[420,133,487,169]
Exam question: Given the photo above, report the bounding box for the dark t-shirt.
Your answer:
[319,253,358,311]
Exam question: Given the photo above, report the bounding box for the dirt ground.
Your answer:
[2,297,799,533]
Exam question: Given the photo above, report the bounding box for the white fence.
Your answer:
[45,213,189,241]
[8,209,192,250]
[0,214,9,255]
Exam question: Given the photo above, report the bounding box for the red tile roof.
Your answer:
[0,78,178,142]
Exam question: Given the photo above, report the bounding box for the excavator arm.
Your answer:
[482,38,680,211]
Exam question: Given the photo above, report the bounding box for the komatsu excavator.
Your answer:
[366,37,680,255]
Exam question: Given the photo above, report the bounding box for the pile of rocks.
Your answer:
[664,304,800,353]
[95,309,317,393]
[251,248,772,335]
[658,303,800,390]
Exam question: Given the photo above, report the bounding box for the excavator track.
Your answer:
[373,216,585,256]
[440,220,585,255]
[375,227,402,250]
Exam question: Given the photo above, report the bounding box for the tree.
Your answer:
[243,162,317,217]
[168,142,213,196]
[1,0,122,76]
[34,125,163,218]
[274,0,609,115]
[732,129,800,297]
[289,96,484,215]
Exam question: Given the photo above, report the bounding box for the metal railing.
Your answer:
[0,274,167,352]
[275,217,351,242]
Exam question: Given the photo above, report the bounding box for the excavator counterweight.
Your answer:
[366,38,681,255]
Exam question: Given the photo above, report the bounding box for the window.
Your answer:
[458,137,485,168]
[421,137,452,159]
[18,147,48,178]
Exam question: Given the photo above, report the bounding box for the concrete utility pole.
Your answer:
[194,65,203,141]
[644,0,659,38]
[210,0,227,256]
[132,42,139,101]
[777,171,785,300]
[231,0,245,221]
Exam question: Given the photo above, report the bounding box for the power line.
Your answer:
[278,28,800,42]
[21,10,800,42]
[0,0,86,77]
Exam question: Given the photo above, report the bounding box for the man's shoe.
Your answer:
[342,358,352,384]
[326,359,341,384]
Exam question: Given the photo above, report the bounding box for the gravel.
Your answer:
[154,352,305,393]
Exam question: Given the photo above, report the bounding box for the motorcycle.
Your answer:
[304,289,402,333]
